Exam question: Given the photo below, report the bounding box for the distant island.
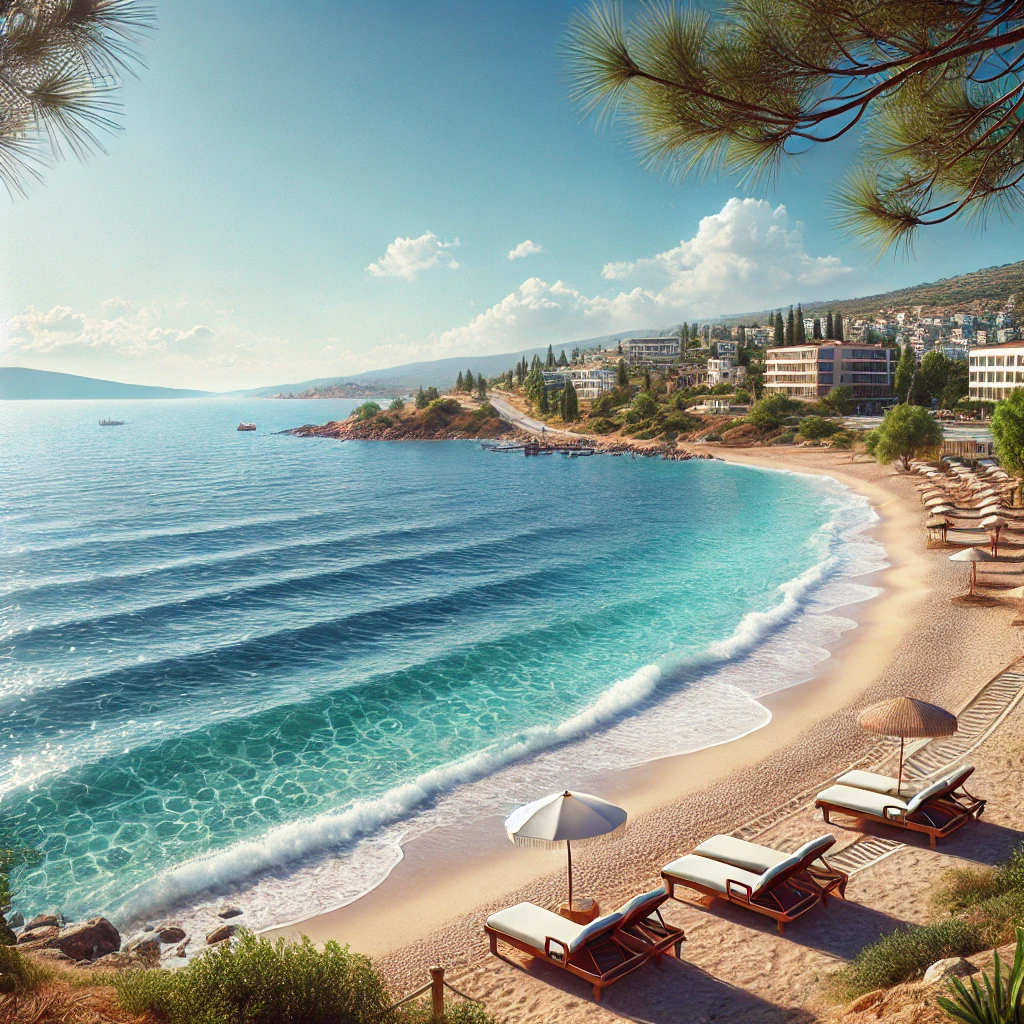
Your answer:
[0,367,212,401]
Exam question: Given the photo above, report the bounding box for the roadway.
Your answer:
[487,394,584,438]
[843,415,993,442]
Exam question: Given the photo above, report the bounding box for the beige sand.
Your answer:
[271,447,1024,1023]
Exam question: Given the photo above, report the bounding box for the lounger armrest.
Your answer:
[726,879,753,902]
[545,936,569,961]
[882,803,906,821]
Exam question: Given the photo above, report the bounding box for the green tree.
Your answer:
[455,371,464,392]
[992,389,1024,476]
[415,386,428,409]
[557,349,569,367]
[643,367,652,392]
[894,344,917,403]
[826,312,834,339]
[630,391,658,419]
[919,351,951,405]
[539,381,550,414]
[774,310,784,347]
[747,393,800,432]
[941,361,970,409]
[465,369,474,391]
[785,306,795,345]
[561,378,580,421]
[546,344,555,368]
[865,405,943,470]
[356,402,381,421]
[798,416,841,439]
[0,1,154,196]
[424,386,440,402]
[835,314,845,341]
[813,318,822,340]
[388,398,404,412]
[477,374,487,400]
[821,385,854,416]
[796,304,806,344]
[566,2,1024,254]
[617,358,628,387]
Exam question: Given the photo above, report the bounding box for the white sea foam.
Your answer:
[115,468,885,932]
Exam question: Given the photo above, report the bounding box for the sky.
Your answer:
[3,1,1024,391]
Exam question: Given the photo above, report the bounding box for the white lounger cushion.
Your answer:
[817,784,908,819]
[837,770,916,796]
[694,835,789,874]
[663,854,764,896]
[485,903,623,958]
[614,887,665,921]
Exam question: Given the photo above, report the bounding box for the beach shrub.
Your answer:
[830,430,854,449]
[427,398,461,416]
[588,417,618,434]
[0,945,47,995]
[354,402,381,421]
[115,932,390,1024]
[389,398,405,412]
[399,1002,499,1023]
[865,404,943,470]
[797,415,841,439]
[833,919,985,998]
[662,413,700,433]
[766,428,798,446]
[747,393,801,432]
[630,392,658,420]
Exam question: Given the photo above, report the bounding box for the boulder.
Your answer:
[17,925,59,945]
[24,913,60,931]
[174,938,190,958]
[206,924,237,945]
[157,926,186,944]
[126,936,162,963]
[51,917,120,962]
[217,905,243,919]
[8,913,23,929]
[924,957,979,984]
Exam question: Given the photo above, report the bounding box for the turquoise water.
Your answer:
[0,398,862,924]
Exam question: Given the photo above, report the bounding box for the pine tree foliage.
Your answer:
[566,1,1024,253]
[0,0,155,196]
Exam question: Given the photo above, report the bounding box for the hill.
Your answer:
[722,260,1024,324]
[0,367,212,401]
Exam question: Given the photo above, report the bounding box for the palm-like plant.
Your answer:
[938,928,1024,1024]
[0,0,153,196]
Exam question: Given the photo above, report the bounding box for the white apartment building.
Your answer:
[622,336,680,366]
[747,327,772,347]
[969,342,1024,400]
[707,357,747,388]
[714,340,738,358]
[568,366,617,399]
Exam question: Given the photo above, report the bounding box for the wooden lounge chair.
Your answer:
[661,834,846,935]
[815,765,984,848]
[484,887,683,1002]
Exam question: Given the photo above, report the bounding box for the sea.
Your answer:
[0,397,885,935]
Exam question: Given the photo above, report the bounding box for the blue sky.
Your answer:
[3,1,1023,389]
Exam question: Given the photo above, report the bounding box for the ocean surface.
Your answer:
[0,398,885,931]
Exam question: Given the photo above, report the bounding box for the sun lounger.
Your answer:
[484,887,683,1002]
[661,834,846,934]
[815,765,984,848]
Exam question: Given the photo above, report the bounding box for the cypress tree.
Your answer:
[415,385,427,408]
[813,318,822,340]
[774,310,784,346]
[546,344,555,368]
[562,379,579,421]
[531,354,542,371]
[835,314,845,341]
[539,381,550,414]
[826,312,834,338]
[643,368,652,392]
[557,349,569,367]
[894,344,916,403]
[465,369,474,391]
[785,306,795,345]
[455,371,464,391]
[617,358,628,387]
[477,375,487,400]
[796,304,806,344]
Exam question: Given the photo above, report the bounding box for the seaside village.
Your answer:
[18,290,1024,1024]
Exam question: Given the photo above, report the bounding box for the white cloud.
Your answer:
[508,239,543,261]
[430,198,850,357]
[366,231,460,280]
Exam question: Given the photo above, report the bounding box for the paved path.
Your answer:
[487,394,584,439]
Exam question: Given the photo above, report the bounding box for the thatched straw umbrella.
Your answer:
[926,515,950,544]
[858,698,957,793]
[981,514,1008,556]
[925,496,950,509]
[950,546,996,596]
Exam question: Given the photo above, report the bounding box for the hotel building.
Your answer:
[621,336,680,366]
[968,342,1024,401]
[764,342,895,409]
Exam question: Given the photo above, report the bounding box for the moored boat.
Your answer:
[99,419,125,426]
[237,422,256,431]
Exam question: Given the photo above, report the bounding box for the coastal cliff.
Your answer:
[290,398,515,441]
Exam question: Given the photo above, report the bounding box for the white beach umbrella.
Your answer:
[925,497,950,508]
[930,505,954,515]
[505,790,627,908]
[982,515,1009,556]
[950,546,996,595]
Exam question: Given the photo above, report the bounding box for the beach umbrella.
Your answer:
[950,546,995,597]
[505,790,627,910]
[926,515,951,544]
[925,497,950,509]
[982,515,1009,556]
[980,503,1002,517]
[858,698,958,793]
[930,505,954,516]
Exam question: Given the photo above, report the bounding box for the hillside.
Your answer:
[722,260,1024,324]
[0,368,212,401]
[290,398,513,440]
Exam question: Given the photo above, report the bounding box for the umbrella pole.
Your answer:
[566,840,573,909]
[898,736,904,795]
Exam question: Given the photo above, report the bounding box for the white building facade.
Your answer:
[969,342,1024,401]
[622,336,680,366]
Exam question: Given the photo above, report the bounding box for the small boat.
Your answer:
[237,422,256,432]
[99,419,125,426]
[567,449,595,457]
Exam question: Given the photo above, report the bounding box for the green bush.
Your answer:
[427,398,461,416]
[747,393,802,432]
[832,919,985,998]
[399,1002,498,1023]
[115,932,390,1024]
[830,431,854,449]
[935,864,1004,914]
[797,415,841,439]
[588,417,619,434]
[0,944,47,995]
[662,413,700,433]
[389,398,405,412]
[630,392,659,420]
[766,428,798,445]
[374,415,393,429]
[355,402,381,421]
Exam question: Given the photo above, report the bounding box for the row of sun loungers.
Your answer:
[485,764,985,1000]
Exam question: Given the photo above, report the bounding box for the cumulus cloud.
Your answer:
[430,198,850,357]
[508,239,543,261]
[366,231,460,280]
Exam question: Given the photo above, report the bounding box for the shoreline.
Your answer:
[266,447,933,961]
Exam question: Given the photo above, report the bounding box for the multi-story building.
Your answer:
[968,342,1024,401]
[714,340,738,358]
[747,327,772,347]
[764,342,894,410]
[621,336,680,366]
[541,370,571,392]
[567,366,617,399]
[707,357,747,388]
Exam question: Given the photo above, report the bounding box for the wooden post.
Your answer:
[430,966,445,1020]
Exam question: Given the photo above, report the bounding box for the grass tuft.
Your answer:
[0,945,49,995]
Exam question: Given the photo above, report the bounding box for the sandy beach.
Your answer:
[270,445,1024,1022]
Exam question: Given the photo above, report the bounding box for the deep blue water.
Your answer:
[0,397,854,922]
